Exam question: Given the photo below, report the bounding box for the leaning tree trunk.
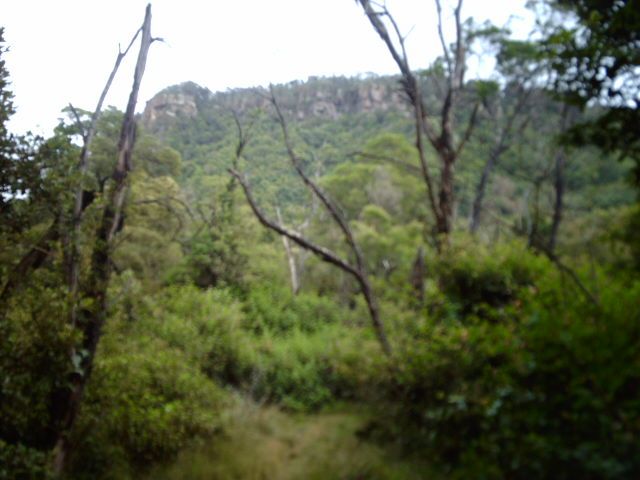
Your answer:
[228,88,392,357]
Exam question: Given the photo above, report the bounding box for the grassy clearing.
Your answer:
[147,397,437,480]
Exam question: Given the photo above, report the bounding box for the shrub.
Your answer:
[66,284,232,479]
[243,284,342,334]
[247,323,387,411]
[376,273,640,479]
[0,277,77,471]
[0,440,53,480]
[434,238,547,320]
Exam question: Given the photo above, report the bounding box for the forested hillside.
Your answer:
[1,1,639,479]
[142,76,635,226]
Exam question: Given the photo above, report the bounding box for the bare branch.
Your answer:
[67,103,87,139]
[269,87,368,273]
[452,0,465,90]
[230,169,360,278]
[230,109,256,165]
[455,100,480,157]
[435,0,453,79]
[349,151,421,175]
[230,168,392,356]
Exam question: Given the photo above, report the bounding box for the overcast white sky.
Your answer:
[2,0,533,136]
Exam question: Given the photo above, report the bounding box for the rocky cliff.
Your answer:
[141,76,407,135]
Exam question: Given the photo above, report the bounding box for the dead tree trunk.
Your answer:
[356,0,479,238]
[51,5,155,473]
[229,88,392,356]
[66,27,142,328]
[276,206,300,295]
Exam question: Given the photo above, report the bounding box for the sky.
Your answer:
[2,0,534,136]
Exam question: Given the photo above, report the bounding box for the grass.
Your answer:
[146,396,438,480]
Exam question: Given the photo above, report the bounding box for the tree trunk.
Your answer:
[276,207,300,295]
[469,145,506,233]
[67,26,142,328]
[410,246,426,305]
[51,6,154,473]
[438,154,456,235]
[548,105,571,254]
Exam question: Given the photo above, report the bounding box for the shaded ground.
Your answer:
[148,398,436,480]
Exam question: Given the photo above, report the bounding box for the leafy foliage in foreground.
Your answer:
[374,243,640,479]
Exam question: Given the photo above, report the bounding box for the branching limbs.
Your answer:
[52,5,156,474]
[356,0,441,229]
[356,0,477,235]
[230,90,392,356]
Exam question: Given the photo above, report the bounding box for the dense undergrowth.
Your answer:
[1,25,638,476]
[4,237,638,479]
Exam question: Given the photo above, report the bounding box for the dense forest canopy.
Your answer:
[1,1,639,478]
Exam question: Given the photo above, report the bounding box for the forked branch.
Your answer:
[230,168,391,356]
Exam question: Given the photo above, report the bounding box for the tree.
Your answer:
[0,28,50,237]
[51,5,158,472]
[468,38,545,233]
[230,88,392,356]
[536,0,640,182]
[355,0,482,238]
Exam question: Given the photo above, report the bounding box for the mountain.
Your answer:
[142,76,407,136]
[139,74,635,226]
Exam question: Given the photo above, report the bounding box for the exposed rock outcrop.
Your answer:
[142,76,407,136]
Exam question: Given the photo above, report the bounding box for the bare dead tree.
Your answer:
[229,89,392,356]
[356,0,480,237]
[66,27,143,329]
[276,206,301,294]
[51,5,157,473]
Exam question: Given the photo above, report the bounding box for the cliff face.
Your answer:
[142,81,206,134]
[141,76,406,135]
[142,91,198,128]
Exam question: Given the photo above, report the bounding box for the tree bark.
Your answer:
[469,145,504,233]
[67,26,142,328]
[51,6,155,473]
[276,207,300,295]
[356,0,475,238]
[548,105,571,254]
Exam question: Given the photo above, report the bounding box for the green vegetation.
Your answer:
[1,2,639,478]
